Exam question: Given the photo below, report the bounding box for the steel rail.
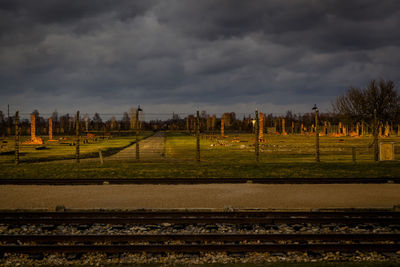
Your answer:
[2,210,399,217]
[1,211,399,224]
[2,217,400,224]
[0,178,399,185]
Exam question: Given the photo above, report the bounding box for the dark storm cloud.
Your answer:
[1,0,400,115]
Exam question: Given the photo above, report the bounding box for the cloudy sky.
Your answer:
[1,0,400,119]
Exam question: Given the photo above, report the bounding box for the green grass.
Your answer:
[0,131,399,178]
[0,161,399,178]
[0,132,153,163]
[165,131,400,163]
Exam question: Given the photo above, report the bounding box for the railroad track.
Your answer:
[1,211,399,254]
[1,233,399,253]
[1,210,400,225]
[0,177,399,185]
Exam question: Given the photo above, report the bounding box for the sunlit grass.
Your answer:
[0,131,153,163]
[165,131,400,163]
[0,131,399,178]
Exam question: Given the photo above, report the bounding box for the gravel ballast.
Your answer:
[1,222,400,265]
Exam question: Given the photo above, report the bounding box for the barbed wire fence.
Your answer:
[1,109,399,166]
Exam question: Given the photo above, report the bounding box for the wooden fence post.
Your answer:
[136,108,140,160]
[98,149,104,165]
[75,111,80,163]
[196,111,200,162]
[255,110,259,163]
[14,111,19,165]
[315,109,320,162]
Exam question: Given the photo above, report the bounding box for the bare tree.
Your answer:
[51,110,59,123]
[121,112,130,130]
[333,79,400,123]
[92,113,102,131]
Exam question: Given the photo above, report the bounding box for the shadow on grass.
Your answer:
[0,161,398,179]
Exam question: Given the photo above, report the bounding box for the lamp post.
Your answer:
[312,104,320,162]
[251,119,256,133]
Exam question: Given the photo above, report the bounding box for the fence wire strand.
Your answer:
[0,111,399,167]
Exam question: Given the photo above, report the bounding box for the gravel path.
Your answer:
[50,131,165,163]
[107,131,165,161]
[1,184,400,210]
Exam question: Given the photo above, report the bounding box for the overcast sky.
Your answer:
[1,0,400,119]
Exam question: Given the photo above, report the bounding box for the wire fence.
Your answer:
[1,110,400,166]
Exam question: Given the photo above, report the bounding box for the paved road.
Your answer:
[1,184,399,210]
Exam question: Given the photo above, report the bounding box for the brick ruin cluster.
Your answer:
[11,112,400,146]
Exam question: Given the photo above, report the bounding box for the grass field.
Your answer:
[0,131,399,178]
[165,131,400,163]
[0,131,153,163]
[0,161,399,179]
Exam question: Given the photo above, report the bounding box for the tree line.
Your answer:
[0,79,399,136]
[0,109,350,136]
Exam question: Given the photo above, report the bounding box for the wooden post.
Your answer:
[196,111,200,162]
[352,147,356,163]
[259,112,263,141]
[136,108,139,160]
[315,109,320,162]
[98,149,104,165]
[75,111,80,163]
[7,104,10,136]
[255,110,259,163]
[14,111,19,165]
